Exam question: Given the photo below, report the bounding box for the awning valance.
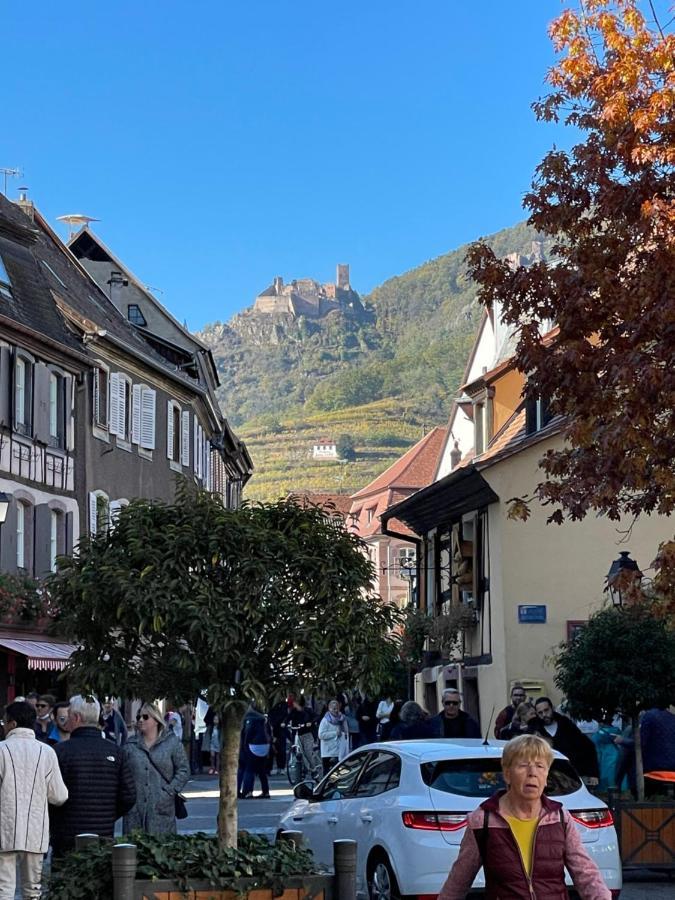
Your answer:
[0,638,76,671]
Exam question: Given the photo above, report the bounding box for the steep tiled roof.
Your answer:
[351,426,447,499]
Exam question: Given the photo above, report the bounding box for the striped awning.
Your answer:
[0,638,76,671]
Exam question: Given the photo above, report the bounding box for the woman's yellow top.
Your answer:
[504,815,538,875]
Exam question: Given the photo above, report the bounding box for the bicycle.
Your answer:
[286,724,321,786]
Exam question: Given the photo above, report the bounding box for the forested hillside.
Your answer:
[198,221,543,500]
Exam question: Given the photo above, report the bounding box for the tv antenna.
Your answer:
[0,167,22,196]
[56,213,100,240]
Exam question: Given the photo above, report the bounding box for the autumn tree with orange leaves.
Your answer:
[466,0,675,610]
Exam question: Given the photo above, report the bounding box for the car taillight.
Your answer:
[402,811,468,832]
[570,808,614,828]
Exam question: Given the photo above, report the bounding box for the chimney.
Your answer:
[336,263,350,290]
[16,187,35,221]
[273,276,283,294]
[450,440,462,470]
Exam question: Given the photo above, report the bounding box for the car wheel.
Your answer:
[368,854,402,900]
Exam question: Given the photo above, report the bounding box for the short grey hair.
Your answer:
[69,694,101,726]
[399,701,426,724]
[442,688,461,701]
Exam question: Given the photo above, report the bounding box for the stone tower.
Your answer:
[336,263,350,290]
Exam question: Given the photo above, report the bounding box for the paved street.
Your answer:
[179,773,674,898]
[181,770,293,841]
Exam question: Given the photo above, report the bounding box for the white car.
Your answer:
[278,738,622,899]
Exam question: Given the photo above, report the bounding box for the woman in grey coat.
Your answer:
[124,703,189,835]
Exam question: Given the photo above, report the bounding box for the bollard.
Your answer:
[112,843,138,900]
[278,829,304,848]
[333,839,357,900]
[75,833,100,851]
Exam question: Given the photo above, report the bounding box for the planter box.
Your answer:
[132,874,331,899]
[608,796,675,870]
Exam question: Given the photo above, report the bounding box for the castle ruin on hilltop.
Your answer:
[253,264,358,317]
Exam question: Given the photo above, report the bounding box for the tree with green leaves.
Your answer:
[49,486,402,847]
[336,433,356,462]
[554,603,675,800]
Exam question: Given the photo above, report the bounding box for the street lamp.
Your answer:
[605,551,642,607]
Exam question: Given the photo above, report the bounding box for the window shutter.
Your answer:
[206,445,212,491]
[167,401,175,459]
[197,426,203,479]
[0,345,11,426]
[109,373,121,436]
[118,378,128,439]
[193,418,198,472]
[181,410,190,467]
[65,511,74,555]
[64,375,74,450]
[132,384,142,444]
[93,369,100,425]
[109,500,122,528]
[140,388,156,449]
[89,492,98,536]
[34,362,51,443]
[34,504,52,578]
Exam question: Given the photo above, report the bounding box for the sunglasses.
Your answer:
[444,700,460,707]
[136,713,151,721]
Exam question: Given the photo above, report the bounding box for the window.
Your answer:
[354,752,401,798]
[366,507,376,524]
[420,758,582,798]
[14,355,32,434]
[93,366,109,429]
[16,501,33,573]
[48,371,65,447]
[474,401,485,454]
[89,491,110,537]
[398,547,416,577]
[50,509,65,572]
[316,754,368,801]
[167,401,182,463]
[525,396,552,435]
[127,304,147,327]
[0,254,12,299]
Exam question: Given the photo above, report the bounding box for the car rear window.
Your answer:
[420,758,582,797]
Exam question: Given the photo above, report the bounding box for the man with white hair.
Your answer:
[433,688,481,739]
[0,701,68,899]
[49,695,136,859]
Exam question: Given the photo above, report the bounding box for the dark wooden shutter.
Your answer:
[0,500,17,573]
[33,362,51,443]
[34,503,52,577]
[65,511,75,555]
[0,344,11,427]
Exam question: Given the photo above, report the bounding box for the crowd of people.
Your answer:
[0,693,189,899]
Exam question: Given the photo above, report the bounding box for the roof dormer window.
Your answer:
[0,254,12,299]
[127,304,147,326]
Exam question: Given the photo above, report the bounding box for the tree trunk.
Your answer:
[218,705,244,849]
[633,713,645,802]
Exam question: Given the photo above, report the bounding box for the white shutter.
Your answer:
[118,378,128,439]
[109,373,121,436]
[89,492,98,536]
[140,388,156,449]
[93,369,100,425]
[132,384,142,444]
[197,426,203,479]
[109,500,122,529]
[181,411,190,467]
[167,401,174,460]
[193,418,198,472]
[206,446,212,491]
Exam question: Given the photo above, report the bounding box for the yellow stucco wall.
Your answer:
[492,368,525,434]
[472,434,672,731]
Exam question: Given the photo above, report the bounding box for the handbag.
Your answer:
[147,751,189,820]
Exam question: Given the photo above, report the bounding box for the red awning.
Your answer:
[0,638,76,671]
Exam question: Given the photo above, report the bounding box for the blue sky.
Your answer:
[3,1,571,329]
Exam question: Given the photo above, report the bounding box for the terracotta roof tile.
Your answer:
[286,491,352,519]
[350,427,447,499]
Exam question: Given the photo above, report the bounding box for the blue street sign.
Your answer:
[518,604,547,624]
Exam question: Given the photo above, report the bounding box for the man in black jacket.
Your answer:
[50,695,136,857]
[533,697,599,784]
[433,689,481,739]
